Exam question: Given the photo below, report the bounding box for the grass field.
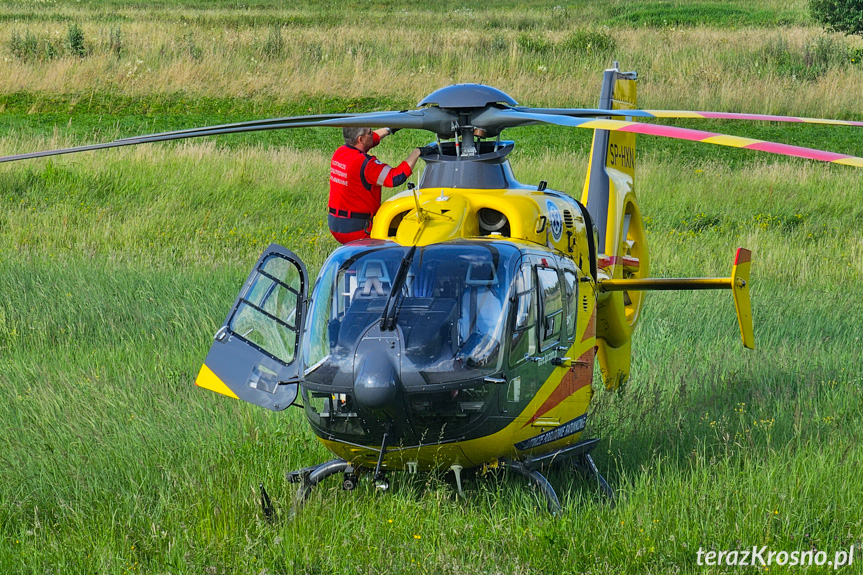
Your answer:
[1,1,863,573]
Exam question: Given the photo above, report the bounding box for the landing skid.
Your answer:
[287,458,352,501]
[507,438,615,514]
[281,439,613,515]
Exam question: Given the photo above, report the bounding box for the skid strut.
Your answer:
[506,438,615,513]
[285,439,613,514]
[259,483,275,520]
[287,458,351,501]
[578,452,615,502]
[507,461,562,514]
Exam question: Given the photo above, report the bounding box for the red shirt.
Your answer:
[329,133,413,217]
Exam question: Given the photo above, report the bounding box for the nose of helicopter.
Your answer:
[354,352,400,417]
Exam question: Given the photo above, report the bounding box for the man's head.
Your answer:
[344,127,374,147]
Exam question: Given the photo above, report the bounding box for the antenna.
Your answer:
[409,183,426,223]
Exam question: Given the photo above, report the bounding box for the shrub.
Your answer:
[516,33,550,54]
[760,34,848,80]
[562,29,616,54]
[10,29,37,60]
[804,34,848,69]
[67,23,86,57]
[108,26,123,59]
[183,33,203,60]
[9,29,58,62]
[810,0,863,37]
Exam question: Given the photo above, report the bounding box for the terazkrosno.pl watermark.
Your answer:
[697,546,855,569]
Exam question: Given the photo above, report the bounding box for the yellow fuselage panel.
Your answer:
[371,187,589,259]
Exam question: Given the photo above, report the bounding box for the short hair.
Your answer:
[343,127,371,146]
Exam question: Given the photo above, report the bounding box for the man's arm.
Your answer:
[369,128,397,150]
[365,148,422,188]
[404,147,421,171]
[373,128,392,140]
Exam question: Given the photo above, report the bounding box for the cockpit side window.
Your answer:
[228,254,303,364]
[509,262,537,367]
[537,266,563,350]
[458,262,501,341]
[454,260,506,369]
[305,262,337,370]
[562,267,578,344]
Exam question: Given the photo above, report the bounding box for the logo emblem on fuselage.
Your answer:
[546,199,563,242]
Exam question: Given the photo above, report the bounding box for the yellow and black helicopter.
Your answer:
[4,64,863,513]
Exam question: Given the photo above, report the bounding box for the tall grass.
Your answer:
[0,3,861,114]
[2,1,863,573]
[2,142,862,572]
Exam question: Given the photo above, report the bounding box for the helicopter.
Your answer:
[3,64,863,514]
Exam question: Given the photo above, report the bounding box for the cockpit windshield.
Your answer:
[304,240,520,379]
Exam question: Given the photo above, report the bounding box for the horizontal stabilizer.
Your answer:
[598,248,755,349]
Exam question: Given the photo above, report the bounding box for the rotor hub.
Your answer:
[419,84,518,109]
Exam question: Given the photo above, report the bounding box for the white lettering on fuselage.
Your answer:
[535,351,563,367]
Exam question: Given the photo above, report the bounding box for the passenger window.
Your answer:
[509,263,536,366]
[563,269,578,343]
[537,266,562,349]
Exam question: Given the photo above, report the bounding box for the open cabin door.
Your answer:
[196,243,308,411]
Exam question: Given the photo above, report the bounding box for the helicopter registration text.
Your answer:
[607,143,635,169]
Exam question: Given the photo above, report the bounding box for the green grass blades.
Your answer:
[2,150,862,573]
[2,0,863,573]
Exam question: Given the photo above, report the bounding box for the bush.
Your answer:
[810,0,863,37]
[9,29,58,62]
[759,34,849,80]
[562,29,616,54]
[183,33,203,60]
[107,26,123,59]
[516,33,550,54]
[804,35,848,69]
[67,23,86,57]
[262,23,284,58]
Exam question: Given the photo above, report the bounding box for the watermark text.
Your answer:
[697,546,855,569]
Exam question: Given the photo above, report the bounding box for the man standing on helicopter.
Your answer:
[328,127,421,244]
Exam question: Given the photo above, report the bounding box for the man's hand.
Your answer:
[405,147,422,170]
[375,127,401,139]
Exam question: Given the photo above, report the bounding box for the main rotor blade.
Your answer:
[473,109,863,167]
[118,110,436,144]
[515,107,863,127]
[112,113,357,142]
[0,108,457,164]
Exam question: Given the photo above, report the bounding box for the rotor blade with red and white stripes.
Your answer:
[472,108,863,167]
[514,107,863,127]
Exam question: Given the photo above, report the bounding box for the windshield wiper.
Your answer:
[380,245,417,331]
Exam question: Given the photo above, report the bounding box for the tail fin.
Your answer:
[731,248,755,350]
[582,63,649,389]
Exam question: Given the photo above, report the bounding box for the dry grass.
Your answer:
[4,4,863,574]
[1,16,862,114]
